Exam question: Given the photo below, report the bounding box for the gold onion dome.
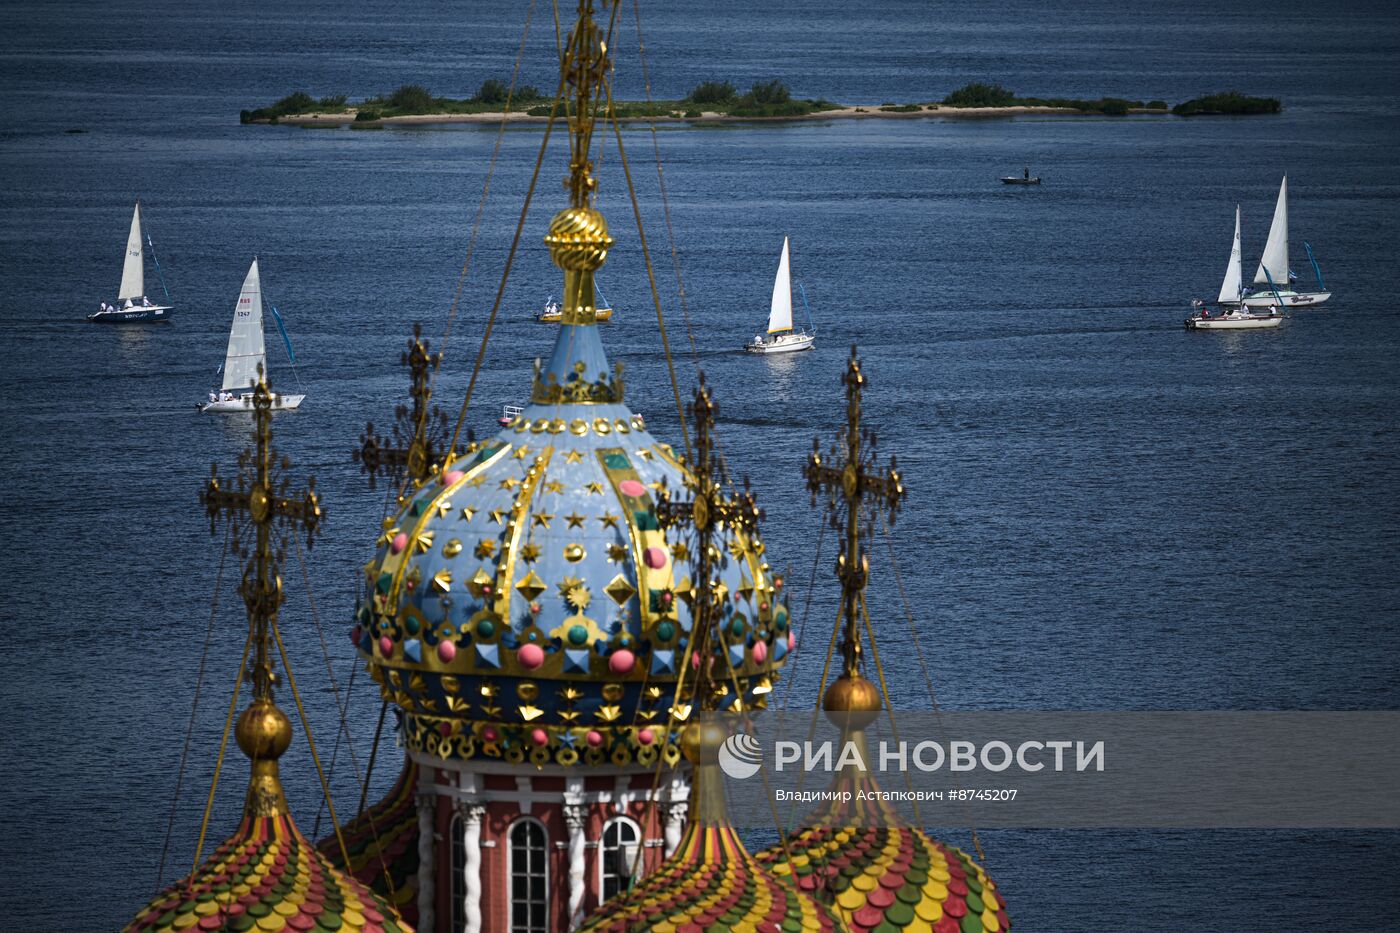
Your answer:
[353,211,793,769]
[124,701,410,933]
[581,721,838,933]
[318,757,420,923]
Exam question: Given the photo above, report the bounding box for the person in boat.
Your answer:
[141,296,151,307]
[754,333,765,347]
[99,301,108,314]
[123,298,133,309]
[1023,167,1030,180]
[208,391,218,404]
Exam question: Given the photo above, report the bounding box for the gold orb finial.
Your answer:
[823,672,882,731]
[545,205,613,272]
[235,698,293,761]
[681,719,728,765]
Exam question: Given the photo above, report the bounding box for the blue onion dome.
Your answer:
[353,214,794,769]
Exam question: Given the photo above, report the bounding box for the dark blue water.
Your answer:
[2,1,1398,930]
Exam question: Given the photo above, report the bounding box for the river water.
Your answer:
[1,0,1398,929]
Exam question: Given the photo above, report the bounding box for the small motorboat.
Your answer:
[1185,300,1284,331]
[499,404,524,426]
[1002,168,1041,185]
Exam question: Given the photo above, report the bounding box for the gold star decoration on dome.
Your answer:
[565,449,585,464]
[803,345,906,678]
[201,371,322,698]
[353,322,456,493]
[565,511,587,529]
[520,542,542,563]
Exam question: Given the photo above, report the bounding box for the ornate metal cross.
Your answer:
[803,346,905,678]
[353,323,454,491]
[656,374,763,707]
[201,372,323,699]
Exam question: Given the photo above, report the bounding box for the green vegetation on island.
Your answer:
[242,79,842,124]
[240,80,1281,126]
[939,82,1163,115]
[1171,91,1282,116]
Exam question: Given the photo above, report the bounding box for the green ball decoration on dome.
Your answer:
[477,619,495,638]
[405,617,420,635]
[568,625,589,646]
[656,621,676,641]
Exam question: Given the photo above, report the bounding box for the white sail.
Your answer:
[117,203,144,300]
[221,259,267,392]
[1218,205,1244,304]
[767,236,793,334]
[1253,176,1289,286]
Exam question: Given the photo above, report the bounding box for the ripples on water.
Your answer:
[1,0,1397,928]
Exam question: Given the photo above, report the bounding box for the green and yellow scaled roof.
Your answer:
[124,811,409,933]
[318,757,419,924]
[355,322,794,767]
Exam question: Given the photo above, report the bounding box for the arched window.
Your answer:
[599,817,642,903]
[449,812,466,933]
[509,818,549,933]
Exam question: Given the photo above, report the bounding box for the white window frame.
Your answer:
[508,817,550,933]
[598,815,642,903]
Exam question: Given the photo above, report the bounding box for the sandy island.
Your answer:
[265,103,1166,128]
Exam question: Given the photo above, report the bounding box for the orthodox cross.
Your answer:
[353,323,454,491]
[201,372,323,699]
[656,374,763,708]
[803,346,905,679]
[561,0,608,207]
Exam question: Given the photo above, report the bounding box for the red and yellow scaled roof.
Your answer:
[318,758,420,924]
[581,820,838,933]
[124,811,410,933]
[755,773,1010,933]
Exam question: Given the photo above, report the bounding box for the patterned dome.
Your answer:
[755,735,1010,933]
[125,699,410,933]
[318,757,419,923]
[354,321,794,768]
[581,722,837,933]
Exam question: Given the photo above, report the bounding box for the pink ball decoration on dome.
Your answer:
[638,728,655,745]
[691,652,701,670]
[619,479,646,498]
[438,722,453,736]
[643,546,668,569]
[378,636,394,657]
[788,632,797,651]
[752,640,768,664]
[390,532,408,554]
[608,648,636,675]
[483,726,499,742]
[586,730,604,747]
[531,728,549,746]
[518,643,545,669]
[442,469,464,486]
[437,640,457,663]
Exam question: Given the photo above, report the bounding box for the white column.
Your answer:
[460,801,485,933]
[663,801,687,858]
[416,792,436,932]
[563,803,587,929]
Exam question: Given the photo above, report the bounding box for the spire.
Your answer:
[354,322,454,493]
[803,345,905,716]
[544,0,615,327]
[200,370,323,813]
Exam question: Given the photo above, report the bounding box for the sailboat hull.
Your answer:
[746,331,815,354]
[200,393,305,413]
[1236,290,1331,308]
[88,305,173,323]
[1185,314,1283,330]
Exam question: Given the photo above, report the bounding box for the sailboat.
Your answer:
[87,202,174,323]
[1186,207,1284,330]
[1233,176,1332,308]
[538,280,614,322]
[745,236,815,354]
[200,259,305,412]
